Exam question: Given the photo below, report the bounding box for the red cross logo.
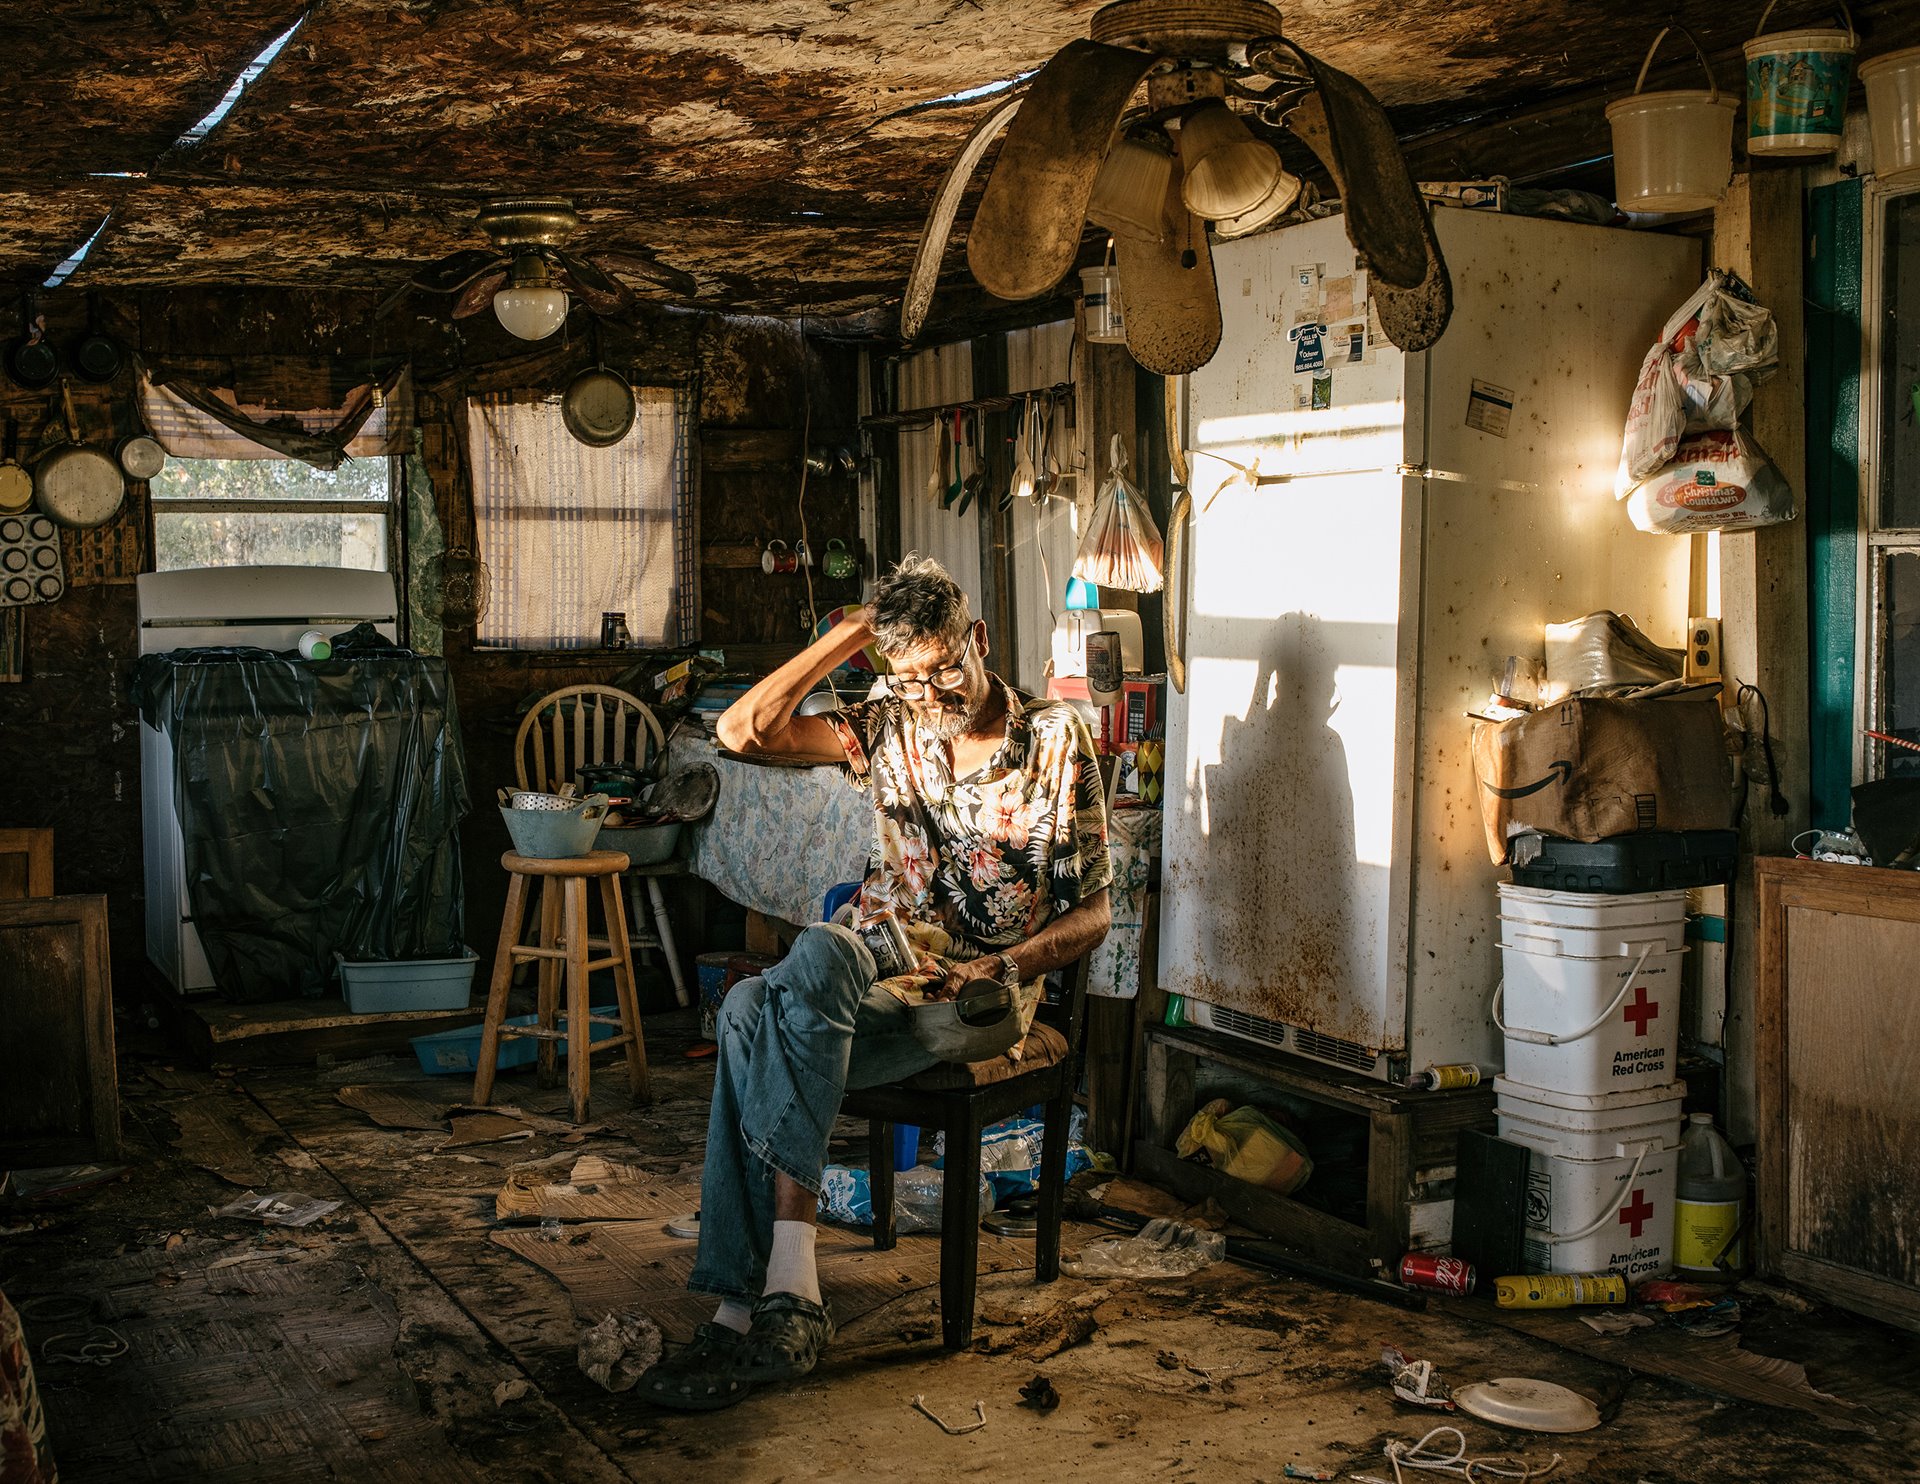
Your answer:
[1622,985,1658,1038]
[1618,1189,1655,1238]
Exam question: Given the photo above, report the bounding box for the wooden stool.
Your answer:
[473,849,650,1122]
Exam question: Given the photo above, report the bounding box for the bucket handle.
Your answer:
[1502,932,1673,960]
[1753,1,1855,47]
[1633,26,1717,101]
[1490,943,1657,1046]
[1541,1143,1654,1244]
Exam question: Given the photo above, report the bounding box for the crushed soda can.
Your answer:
[1399,1253,1476,1295]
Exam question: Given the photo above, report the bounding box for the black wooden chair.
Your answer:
[839,956,1090,1350]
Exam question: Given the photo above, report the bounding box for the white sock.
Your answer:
[762,1219,822,1305]
[711,1299,752,1335]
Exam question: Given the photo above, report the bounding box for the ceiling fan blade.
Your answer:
[968,39,1157,303]
[901,93,1023,341]
[1113,196,1222,377]
[555,254,634,316]
[587,250,699,299]
[1281,48,1429,289]
[451,268,507,320]
[1284,90,1452,352]
[411,247,507,296]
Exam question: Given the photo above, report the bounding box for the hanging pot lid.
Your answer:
[116,433,166,481]
[562,365,635,448]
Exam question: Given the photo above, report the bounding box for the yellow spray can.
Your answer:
[1494,1272,1628,1309]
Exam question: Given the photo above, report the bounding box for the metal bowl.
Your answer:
[508,790,576,811]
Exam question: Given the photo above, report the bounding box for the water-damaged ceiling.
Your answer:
[0,1,1909,327]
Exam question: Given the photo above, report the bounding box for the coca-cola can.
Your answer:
[1399,1254,1476,1295]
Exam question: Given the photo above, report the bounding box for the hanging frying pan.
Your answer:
[0,421,32,515]
[34,382,124,529]
[561,365,635,447]
[73,296,123,385]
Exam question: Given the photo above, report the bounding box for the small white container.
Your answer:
[1497,882,1688,930]
[1495,1076,1686,1161]
[1508,1131,1679,1279]
[1496,942,1684,1095]
[1861,45,1920,183]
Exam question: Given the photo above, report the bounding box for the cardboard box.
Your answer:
[1470,685,1733,864]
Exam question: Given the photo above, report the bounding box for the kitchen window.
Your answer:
[465,386,695,650]
[151,455,394,572]
[1868,188,1920,780]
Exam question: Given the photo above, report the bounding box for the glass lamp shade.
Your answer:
[1088,137,1175,241]
[1080,263,1126,344]
[1178,100,1283,221]
[1212,164,1304,239]
[493,285,570,340]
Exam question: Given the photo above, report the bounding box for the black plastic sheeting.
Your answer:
[132,625,469,1002]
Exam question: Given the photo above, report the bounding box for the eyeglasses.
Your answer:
[888,627,977,699]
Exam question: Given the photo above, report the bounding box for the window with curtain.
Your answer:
[466,385,695,649]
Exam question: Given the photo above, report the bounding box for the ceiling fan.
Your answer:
[381,198,697,340]
[901,0,1451,376]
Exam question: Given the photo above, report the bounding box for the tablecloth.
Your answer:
[670,731,1162,995]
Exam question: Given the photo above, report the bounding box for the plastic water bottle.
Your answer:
[1674,1113,1747,1279]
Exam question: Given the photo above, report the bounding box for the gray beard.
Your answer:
[916,692,984,741]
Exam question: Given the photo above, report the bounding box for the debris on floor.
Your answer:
[1382,1345,1455,1409]
[912,1394,987,1435]
[578,1310,664,1392]
[496,1153,677,1222]
[210,1190,342,1227]
[1062,1218,1226,1279]
[1017,1374,1060,1413]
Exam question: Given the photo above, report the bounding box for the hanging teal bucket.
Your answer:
[1745,3,1855,158]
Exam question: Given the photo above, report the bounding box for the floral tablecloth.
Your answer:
[670,730,1161,997]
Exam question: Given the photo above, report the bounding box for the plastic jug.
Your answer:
[1674,1112,1747,1278]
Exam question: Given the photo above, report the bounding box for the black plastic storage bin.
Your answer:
[1507,830,1738,893]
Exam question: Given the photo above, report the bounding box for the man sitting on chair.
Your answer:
[640,553,1111,1410]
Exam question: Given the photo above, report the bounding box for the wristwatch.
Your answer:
[996,951,1024,994]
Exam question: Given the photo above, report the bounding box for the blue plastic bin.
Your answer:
[337,948,479,1014]
[410,1012,619,1075]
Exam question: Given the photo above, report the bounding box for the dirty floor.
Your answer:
[3,1007,1916,1483]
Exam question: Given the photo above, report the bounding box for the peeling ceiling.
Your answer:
[0,1,1907,325]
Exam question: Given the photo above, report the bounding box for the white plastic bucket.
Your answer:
[1607,27,1738,212]
[1496,883,1688,930]
[1499,914,1687,959]
[1495,942,1684,1094]
[1861,46,1920,183]
[1494,1076,1686,1161]
[1506,1132,1679,1278]
[1745,5,1856,158]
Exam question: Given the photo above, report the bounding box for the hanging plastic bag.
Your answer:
[1072,434,1165,593]
[1175,1097,1313,1195]
[1625,427,1796,534]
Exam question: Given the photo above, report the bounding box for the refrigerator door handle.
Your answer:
[1165,487,1191,694]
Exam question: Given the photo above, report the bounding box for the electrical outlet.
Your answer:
[1685,616,1722,683]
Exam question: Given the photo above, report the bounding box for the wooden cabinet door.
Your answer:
[0,893,117,1162]
[1756,856,1920,1330]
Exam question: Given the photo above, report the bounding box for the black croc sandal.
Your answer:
[739,1293,835,1383]
[638,1322,755,1411]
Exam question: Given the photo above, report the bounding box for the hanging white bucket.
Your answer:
[1745,4,1856,158]
[1505,1131,1680,1278]
[1607,27,1739,212]
[1860,45,1920,183]
[1494,941,1684,1095]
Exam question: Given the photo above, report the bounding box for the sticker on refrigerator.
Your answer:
[1290,322,1327,373]
[1311,373,1332,410]
[1466,378,1515,438]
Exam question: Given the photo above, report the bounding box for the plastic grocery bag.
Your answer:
[1618,272,1779,492]
[1061,1219,1226,1279]
[1626,428,1796,534]
[1175,1098,1313,1195]
[1073,434,1164,593]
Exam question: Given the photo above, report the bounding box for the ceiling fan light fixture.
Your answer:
[1211,162,1304,239]
[1177,100,1282,220]
[1088,136,1176,241]
[493,252,569,340]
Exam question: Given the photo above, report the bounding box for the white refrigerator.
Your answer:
[1159,208,1699,1081]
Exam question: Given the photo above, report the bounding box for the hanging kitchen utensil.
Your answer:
[561,328,636,447]
[957,410,987,515]
[0,513,65,609]
[935,412,955,508]
[33,382,124,529]
[115,433,166,482]
[6,297,56,390]
[0,421,32,515]
[946,409,965,508]
[1009,394,1038,502]
[72,296,123,385]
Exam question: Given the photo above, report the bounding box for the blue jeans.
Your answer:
[688,922,938,1300]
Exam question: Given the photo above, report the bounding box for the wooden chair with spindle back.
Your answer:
[512,685,690,1009]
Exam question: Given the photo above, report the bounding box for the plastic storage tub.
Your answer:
[409,1011,618,1074]
[1496,942,1684,1095]
[1496,883,1689,929]
[1511,1127,1679,1279]
[1507,832,1736,893]
[337,948,478,1015]
[1495,1077,1686,1161]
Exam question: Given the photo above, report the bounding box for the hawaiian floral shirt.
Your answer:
[829,677,1112,1032]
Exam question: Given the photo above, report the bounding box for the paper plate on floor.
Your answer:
[1452,1378,1601,1433]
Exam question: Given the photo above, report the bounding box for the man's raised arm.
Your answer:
[714,609,874,763]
